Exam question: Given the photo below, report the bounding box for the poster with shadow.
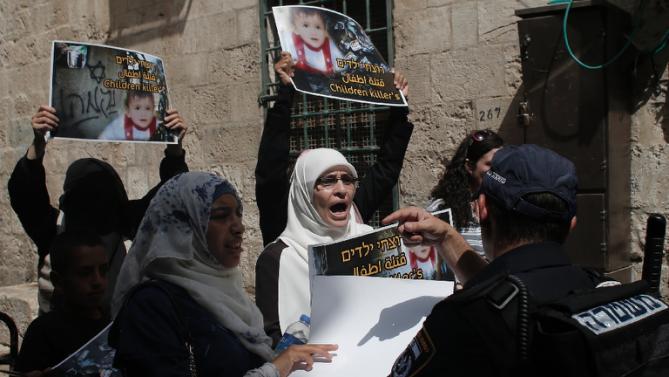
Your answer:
[51,323,121,377]
[272,5,407,107]
[50,41,176,144]
[292,275,452,377]
[309,209,452,281]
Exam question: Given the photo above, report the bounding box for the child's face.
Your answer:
[62,245,109,311]
[127,95,155,128]
[294,12,327,49]
[411,246,434,260]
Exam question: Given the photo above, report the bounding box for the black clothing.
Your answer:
[15,310,109,372]
[255,84,414,246]
[255,239,288,344]
[464,242,598,303]
[8,150,188,263]
[112,281,266,377]
[389,242,603,377]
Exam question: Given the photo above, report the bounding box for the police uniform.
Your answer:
[389,241,603,377]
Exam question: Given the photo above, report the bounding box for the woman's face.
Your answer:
[312,167,357,228]
[206,194,245,268]
[468,147,500,191]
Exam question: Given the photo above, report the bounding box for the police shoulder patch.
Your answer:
[572,294,668,335]
[389,328,436,377]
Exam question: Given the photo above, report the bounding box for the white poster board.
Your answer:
[293,275,453,376]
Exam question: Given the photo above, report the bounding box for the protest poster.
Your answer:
[292,275,452,377]
[309,209,452,280]
[51,322,121,377]
[272,6,407,107]
[50,41,176,143]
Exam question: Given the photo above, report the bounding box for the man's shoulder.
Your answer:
[428,273,511,325]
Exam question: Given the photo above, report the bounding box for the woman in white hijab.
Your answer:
[256,149,373,344]
[110,172,335,377]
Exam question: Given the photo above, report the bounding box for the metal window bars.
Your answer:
[258,0,397,226]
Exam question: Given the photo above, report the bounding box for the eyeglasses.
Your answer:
[316,174,358,188]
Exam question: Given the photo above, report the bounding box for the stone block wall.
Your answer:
[0,0,264,314]
[393,0,544,207]
[0,0,668,348]
[392,0,669,297]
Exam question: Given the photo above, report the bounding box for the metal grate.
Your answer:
[259,0,397,227]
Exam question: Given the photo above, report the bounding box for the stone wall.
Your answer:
[630,69,669,291]
[0,0,668,344]
[392,0,669,298]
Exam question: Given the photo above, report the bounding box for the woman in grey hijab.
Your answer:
[111,172,336,377]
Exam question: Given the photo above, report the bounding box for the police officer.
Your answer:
[384,144,606,376]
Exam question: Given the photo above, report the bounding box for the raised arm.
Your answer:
[8,106,60,261]
[354,71,414,222]
[383,207,487,284]
[256,52,296,246]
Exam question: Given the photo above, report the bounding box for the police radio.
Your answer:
[641,214,666,297]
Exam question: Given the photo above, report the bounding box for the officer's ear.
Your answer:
[569,216,577,233]
[477,193,488,222]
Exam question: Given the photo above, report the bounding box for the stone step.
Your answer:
[0,283,39,349]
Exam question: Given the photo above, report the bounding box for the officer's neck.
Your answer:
[491,239,531,260]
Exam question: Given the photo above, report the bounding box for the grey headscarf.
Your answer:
[112,172,274,361]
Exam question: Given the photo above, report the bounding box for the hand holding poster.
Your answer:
[309,209,453,280]
[272,6,407,107]
[50,41,176,143]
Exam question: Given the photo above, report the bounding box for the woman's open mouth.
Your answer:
[330,203,347,214]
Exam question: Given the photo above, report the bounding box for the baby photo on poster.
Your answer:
[273,5,407,107]
[49,41,176,144]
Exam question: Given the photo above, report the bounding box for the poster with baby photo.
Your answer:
[309,209,453,281]
[49,41,177,144]
[272,5,407,107]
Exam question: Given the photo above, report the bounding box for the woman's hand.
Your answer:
[164,108,188,142]
[164,108,187,156]
[272,343,338,377]
[27,105,59,160]
[31,105,59,138]
[274,51,295,86]
[393,70,409,98]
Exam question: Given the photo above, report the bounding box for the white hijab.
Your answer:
[277,148,372,332]
[112,172,274,361]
